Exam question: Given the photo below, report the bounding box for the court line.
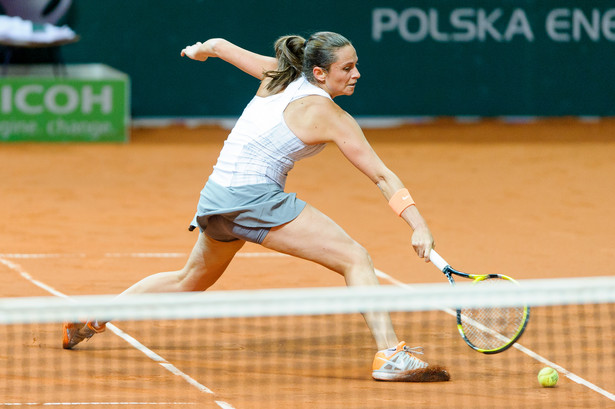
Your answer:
[0,403,195,406]
[374,268,615,403]
[0,257,235,409]
[0,253,86,259]
[0,252,285,259]
[3,252,614,403]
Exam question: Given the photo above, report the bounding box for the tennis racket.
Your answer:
[429,249,530,354]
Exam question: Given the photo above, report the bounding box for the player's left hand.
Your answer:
[411,225,434,262]
[181,41,211,62]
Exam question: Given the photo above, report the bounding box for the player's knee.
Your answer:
[176,265,208,292]
[358,244,374,270]
[344,241,373,272]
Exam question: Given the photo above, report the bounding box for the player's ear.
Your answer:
[313,66,327,83]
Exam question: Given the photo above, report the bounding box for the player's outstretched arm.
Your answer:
[306,102,435,260]
[180,38,277,79]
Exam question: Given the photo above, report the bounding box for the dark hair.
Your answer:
[264,31,352,93]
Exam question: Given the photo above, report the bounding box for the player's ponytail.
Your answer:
[265,32,351,93]
[264,35,306,93]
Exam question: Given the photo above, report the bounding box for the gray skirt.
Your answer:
[189,179,306,243]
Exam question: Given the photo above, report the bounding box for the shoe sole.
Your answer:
[62,322,106,350]
[62,323,77,350]
[373,366,451,382]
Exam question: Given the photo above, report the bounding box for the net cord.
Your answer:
[0,276,613,325]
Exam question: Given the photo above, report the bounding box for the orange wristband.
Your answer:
[388,188,415,216]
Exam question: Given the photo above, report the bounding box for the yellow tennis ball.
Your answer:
[538,367,559,387]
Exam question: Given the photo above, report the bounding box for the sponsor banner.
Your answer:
[0,64,129,142]
[64,2,615,117]
[371,7,615,43]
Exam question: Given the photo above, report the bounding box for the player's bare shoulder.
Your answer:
[284,96,336,143]
[285,96,356,144]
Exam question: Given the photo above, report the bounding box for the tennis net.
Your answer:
[0,276,614,408]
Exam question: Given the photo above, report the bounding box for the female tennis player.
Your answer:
[63,32,449,382]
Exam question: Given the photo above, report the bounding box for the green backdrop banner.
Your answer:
[60,1,614,118]
[1,65,129,142]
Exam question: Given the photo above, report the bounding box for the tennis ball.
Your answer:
[537,367,559,387]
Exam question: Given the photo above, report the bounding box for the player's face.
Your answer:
[322,45,360,98]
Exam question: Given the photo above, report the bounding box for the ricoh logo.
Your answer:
[1,84,113,115]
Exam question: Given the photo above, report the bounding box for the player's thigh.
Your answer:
[261,204,370,274]
[184,232,245,276]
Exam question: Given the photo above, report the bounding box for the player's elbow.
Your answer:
[372,167,396,187]
[373,174,387,187]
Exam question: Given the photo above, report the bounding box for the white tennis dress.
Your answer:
[209,75,331,188]
[190,75,332,240]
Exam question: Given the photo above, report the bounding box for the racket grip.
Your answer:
[429,250,449,272]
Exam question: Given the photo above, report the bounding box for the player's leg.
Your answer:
[119,232,245,295]
[63,233,244,349]
[261,203,397,350]
[261,204,450,382]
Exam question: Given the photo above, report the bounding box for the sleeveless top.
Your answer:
[208,75,331,189]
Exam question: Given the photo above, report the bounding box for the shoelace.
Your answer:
[397,346,427,370]
[403,346,424,355]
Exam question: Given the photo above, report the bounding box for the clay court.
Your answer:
[1,119,614,408]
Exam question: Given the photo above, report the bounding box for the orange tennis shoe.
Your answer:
[372,341,450,382]
[62,321,106,349]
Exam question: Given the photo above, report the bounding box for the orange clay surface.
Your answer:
[0,119,614,408]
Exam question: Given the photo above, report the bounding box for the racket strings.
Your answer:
[460,305,526,350]
[458,277,528,351]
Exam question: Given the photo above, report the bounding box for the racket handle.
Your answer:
[429,249,449,272]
